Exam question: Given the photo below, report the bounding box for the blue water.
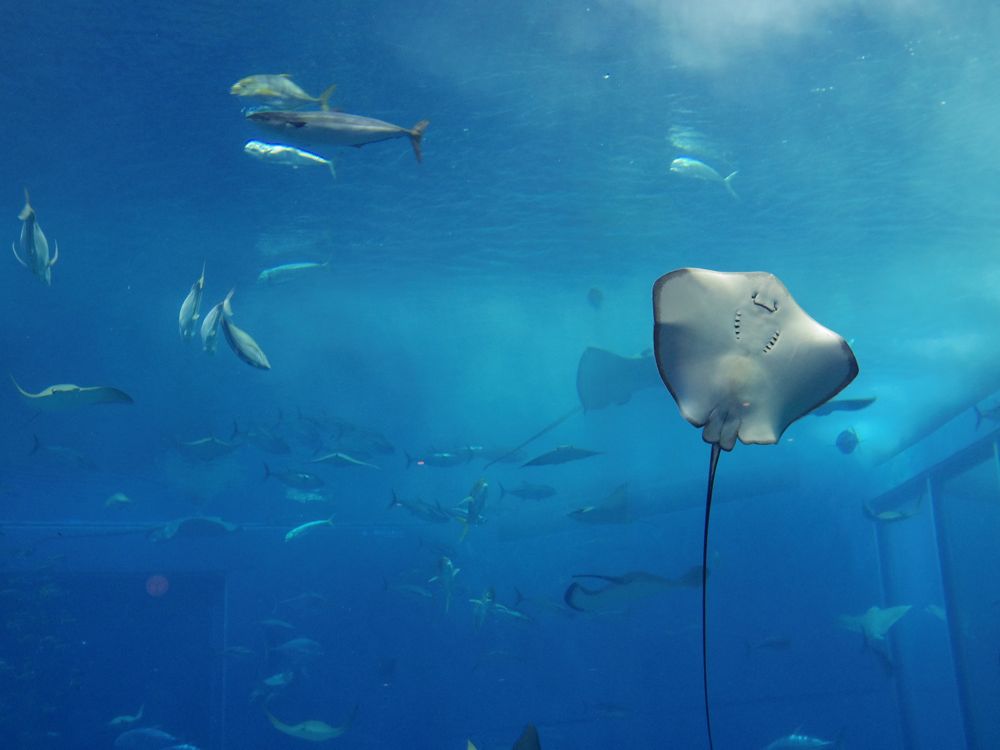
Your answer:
[3,1,1000,748]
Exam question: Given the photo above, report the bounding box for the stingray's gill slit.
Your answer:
[652,268,858,750]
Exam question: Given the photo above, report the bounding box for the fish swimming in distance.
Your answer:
[405,449,470,468]
[514,725,542,750]
[107,704,144,728]
[30,435,97,470]
[284,516,334,542]
[835,427,859,454]
[231,73,336,110]
[178,263,205,341]
[428,556,460,613]
[386,491,451,523]
[564,567,702,613]
[272,637,324,660]
[669,157,739,199]
[522,445,602,467]
[763,731,842,749]
[245,140,336,179]
[176,435,239,461]
[587,287,604,309]
[148,516,240,542]
[264,700,358,742]
[499,482,556,500]
[974,402,1000,429]
[11,376,133,411]
[114,728,179,750]
[105,492,132,508]
[247,109,430,163]
[265,464,325,490]
[310,451,379,469]
[257,260,330,285]
[12,188,58,285]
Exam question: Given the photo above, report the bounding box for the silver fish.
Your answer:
[257,261,329,285]
[220,294,271,369]
[178,263,206,340]
[244,141,336,179]
[669,157,738,199]
[247,109,429,162]
[12,188,58,285]
[200,289,233,353]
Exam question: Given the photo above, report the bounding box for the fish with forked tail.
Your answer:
[231,73,336,110]
[247,109,429,162]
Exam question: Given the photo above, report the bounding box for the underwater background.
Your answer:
[2,1,1000,748]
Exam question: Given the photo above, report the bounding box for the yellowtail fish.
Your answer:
[284,516,334,542]
[178,263,206,340]
[230,73,336,110]
[12,188,58,285]
[247,109,429,162]
[257,261,329,285]
[669,157,738,199]
[244,140,336,179]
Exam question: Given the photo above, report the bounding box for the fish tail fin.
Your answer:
[30,434,41,455]
[317,84,337,111]
[11,241,27,267]
[409,120,429,163]
[231,419,241,441]
[499,482,506,499]
[457,520,470,542]
[405,451,414,468]
[514,587,525,606]
[974,406,982,430]
[327,159,337,180]
[18,188,32,220]
[263,463,271,481]
[223,288,236,317]
[49,240,59,267]
[723,171,739,200]
[388,490,401,509]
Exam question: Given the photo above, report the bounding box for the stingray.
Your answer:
[11,375,133,411]
[566,483,631,523]
[564,566,702,613]
[652,268,858,749]
[484,347,659,469]
[838,604,912,644]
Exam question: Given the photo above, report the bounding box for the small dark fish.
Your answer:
[811,397,876,416]
[264,464,325,490]
[836,428,859,454]
[587,287,604,309]
[500,482,556,500]
[247,109,429,162]
[177,436,239,461]
[744,636,792,654]
[387,491,451,523]
[522,445,602,467]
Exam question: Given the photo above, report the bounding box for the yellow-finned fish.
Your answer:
[230,74,336,111]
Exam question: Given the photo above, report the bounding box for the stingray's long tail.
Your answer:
[702,443,721,750]
[483,404,582,470]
